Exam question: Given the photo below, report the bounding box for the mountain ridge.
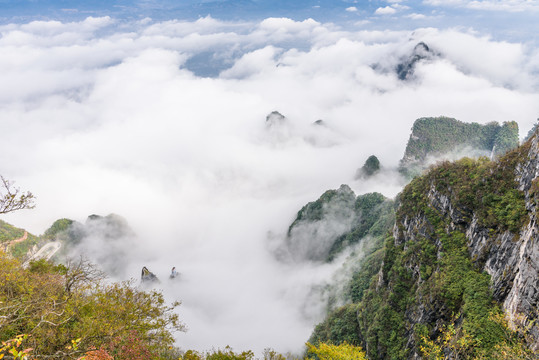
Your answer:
[309,127,539,359]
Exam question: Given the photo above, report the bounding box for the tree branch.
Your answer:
[0,175,35,214]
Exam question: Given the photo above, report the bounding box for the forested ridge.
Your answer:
[309,130,539,359]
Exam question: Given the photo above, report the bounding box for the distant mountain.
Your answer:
[265,110,287,126]
[354,155,381,180]
[396,42,438,81]
[43,214,133,245]
[399,117,519,177]
[2,213,138,276]
[37,213,136,277]
[0,219,27,243]
[84,213,135,240]
[0,219,39,259]
[284,185,394,263]
[263,110,343,147]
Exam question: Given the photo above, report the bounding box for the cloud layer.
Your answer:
[1,16,539,354]
[423,0,539,12]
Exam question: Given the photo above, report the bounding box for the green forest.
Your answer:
[308,136,538,359]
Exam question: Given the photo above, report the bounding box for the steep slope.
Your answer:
[360,132,539,359]
[310,130,539,359]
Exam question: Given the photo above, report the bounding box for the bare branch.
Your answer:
[0,175,35,214]
[64,256,106,294]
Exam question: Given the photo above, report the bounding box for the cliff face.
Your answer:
[359,132,539,359]
[421,131,539,340]
[500,132,539,340]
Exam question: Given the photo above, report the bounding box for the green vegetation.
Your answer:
[355,155,381,179]
[419,312,538,360]
[0,219,26,243]
[306,197,395,350]
[400,117,519,177]
[309,304,361,347]
[524,118,539,142]
[42,218,75,241]
[181,347,259,360]
[348,246,385,303]
[0,253,185,360]
[0,220,40,259]
[399,146,529,236]
[9,232,39,259]
[356,143,531,359]
[179,343,366,360]
[306,342,366,360]
[310,137,533,359]
[287,186,395,262]
[328,193,395,261]
[0,254,367,360]
[2,124,534,359]
[288,185,356,236]
[493,121,519,155]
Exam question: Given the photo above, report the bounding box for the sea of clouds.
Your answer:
[1,16,539,354]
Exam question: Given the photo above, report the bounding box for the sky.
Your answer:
[1,0,539,41]
[1,0,539,356]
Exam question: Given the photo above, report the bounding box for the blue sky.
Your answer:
[1,0,538,43]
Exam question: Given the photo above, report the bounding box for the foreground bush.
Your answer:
[0,253,184,359]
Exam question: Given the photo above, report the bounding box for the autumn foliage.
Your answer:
[0,253,184,359]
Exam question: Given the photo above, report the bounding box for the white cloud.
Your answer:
[258,17,321,34]
[407,13,428,19]
[375,6,398,15]
[392,3,411,10]
[1,16,539,355]
[346,6,359,12]
[423,0,539,12]
[220,45,282,79]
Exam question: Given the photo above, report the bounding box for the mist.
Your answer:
[1,16,539,354]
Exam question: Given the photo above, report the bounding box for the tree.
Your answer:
[0,176,35,214]
[306,342,367,360]
[419,313,538,360]
[0,254,185,359]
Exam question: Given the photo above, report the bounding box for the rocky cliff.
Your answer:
[360,130,539,359]
[309,129,539,359]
